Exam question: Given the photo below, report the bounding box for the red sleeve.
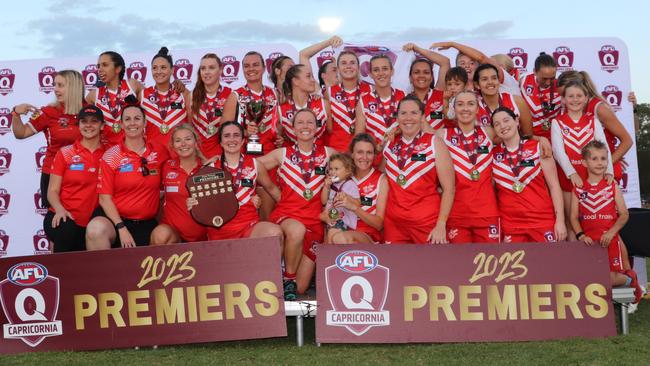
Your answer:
[51,150,67,176]
[97,158,115,195]
[27,109,50,132]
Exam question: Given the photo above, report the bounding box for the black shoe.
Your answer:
[283,279,297,301]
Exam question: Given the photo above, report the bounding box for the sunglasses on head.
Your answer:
[140,157,150,177]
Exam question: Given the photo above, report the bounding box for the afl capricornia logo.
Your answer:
[0,262,62,347]
[35,146,47,172]
[598,45,619,73]
[0,188,11,217]
[173,59,194,85]
[221,56,240,85]
[38,66,57,94]
[33,229,51,255]
[325,250,390,336]
[552,46,574,72]
[0,107,12,135]
[265,52,284,74]
[507,47,528,72]
[82,64,99,89]
[317,50,335,68]
[127,61,147,83]
[602,85,623,111]
[0,147,12,176]
[0,69,16,96]
[0,230,8,257]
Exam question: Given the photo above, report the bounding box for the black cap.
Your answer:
[78,105,104,122]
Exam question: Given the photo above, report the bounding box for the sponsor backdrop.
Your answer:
[0,237,286,353]
[0,37,639,257]
[316,243,616,343]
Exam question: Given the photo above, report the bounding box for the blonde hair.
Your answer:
[170,123,206,162]
[52,70,84,115]
[557,70,604,101]
[491,54,514,73]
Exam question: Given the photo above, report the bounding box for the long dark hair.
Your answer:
[151,46,173,66]
[191,53,222,117]
[100,51,126,80]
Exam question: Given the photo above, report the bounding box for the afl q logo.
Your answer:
[507,47,528,71]
[33,229,51,254]
[599,45,620,73]
[0,188,10,217]
[221,56,240,85]
[317,50,335,68]
[0,229,8,256]
[265,52,284,74]
[0,69,16,96]
[38,66,57,94]
[82,64,99,89]
[35,146,47,172]
[0,262,62,347]
[602,85,623,111]
[0,107,12,135]
[127,61,147,83]
[173,59,194,85]
[552,46,574,71]
[0,147,12,176]
[325,250,390,336]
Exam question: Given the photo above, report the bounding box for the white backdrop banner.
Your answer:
[0,37,639,257]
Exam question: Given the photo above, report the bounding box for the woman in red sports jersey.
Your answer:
[190,53,237,159]
[519,52,561,139]
[258,109,336,299]
[141,47,191,150]
[328,133,389,244]
[437,91,499,243]
[269,55,295,105]
[402,43,450,132]
[150,124,208,244]
[85,99,169,249]
[279,64,330,146]
[86,51,144,146]
[11,69,85,209]
[382,95,455,244]
[557,70,632,183]
[203,121,282,241]
[491,107,566,242]
[45,105,105,252]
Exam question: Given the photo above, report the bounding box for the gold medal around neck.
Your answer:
[513,181,524,193]
[397,174,407,186]
[470,169,480,181]
[160,123,170,134]
[541,119,551,131]
[303,188,314,200]
[207,125,217,136]
[258,123,266,133]
[111,123,122,133]
[328,208,340,220]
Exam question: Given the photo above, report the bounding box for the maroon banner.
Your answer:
[317,243,616,343]
[0,237,286,354]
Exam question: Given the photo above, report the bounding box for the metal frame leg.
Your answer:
[621,304,629,335]
[296,315,304,347]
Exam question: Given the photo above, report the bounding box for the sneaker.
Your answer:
[623,269,642,304]
[283,279,297,301]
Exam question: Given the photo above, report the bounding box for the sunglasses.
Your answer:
[140,157,150,177]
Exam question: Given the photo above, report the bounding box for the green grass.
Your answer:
[3,265,650,365]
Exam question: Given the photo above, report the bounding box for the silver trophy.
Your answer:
[245,100,265,155]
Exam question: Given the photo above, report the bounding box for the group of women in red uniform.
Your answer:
[10,37,635,300]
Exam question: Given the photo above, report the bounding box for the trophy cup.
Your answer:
[245,100,266,155]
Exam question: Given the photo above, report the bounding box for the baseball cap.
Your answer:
[78,105,104,122]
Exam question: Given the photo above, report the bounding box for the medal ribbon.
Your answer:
[221,153,245,190]
[102,81,123,119]
[457,127,479,165]
[154,87,174,121]
[340,87,360,120]
[481,93,503,125]
[293,145,316,186]
[395,132,421,171]
[374,88,396,127]
[202,86,223,124]
[505,138,526,178]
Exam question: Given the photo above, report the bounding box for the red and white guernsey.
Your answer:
[520,73,561,138]
[279,96,328,146]
[141,87,188,149]
[95,80,136,146]
[271,144,329,227]
[192,86,233,159]
[236,85,279,155]
[553,112,597,182]
[327,82,371,151]
[353,168,383,242]
[421,89,446,131]
[492,139,555,231]
[383,132,438,223]
[575,180,619,240]
[477,92,520,127]
[361,88,406,143]
[444,126,498,223]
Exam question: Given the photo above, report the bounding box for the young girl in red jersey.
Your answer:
[190,53,237,159]
[491,107,566,243]
[557,70,633,183]
[150,124,208,245]
[203,122,282,242]
[519,53,561,139]
[258,109,336,299]
[551,81,614,239]
[438,91,499,243]
[279,64,330,146]
[86,51,144,146]
[570,141,641,302]
[11,70,85,208]
[473,64,533,136]
[382,95,455,244]
[402,43,450,132]
[45,106,105,252]
[141,47,191,150]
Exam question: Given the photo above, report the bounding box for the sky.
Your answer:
[4,0,649,101]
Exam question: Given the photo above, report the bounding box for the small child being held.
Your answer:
[570,140,642,303]
[321,153,359,243]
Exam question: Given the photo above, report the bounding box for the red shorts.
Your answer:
[272,215,324,262]
[206,220,257,240]
[383,216,434,244]
[503,227,556,243]
[162,219,208,243]
[587,232,624,272]
[447,218,500,244]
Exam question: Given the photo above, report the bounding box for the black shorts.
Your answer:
[91,207,157,248]
[40,173,50,208]
[43,211,86,252]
